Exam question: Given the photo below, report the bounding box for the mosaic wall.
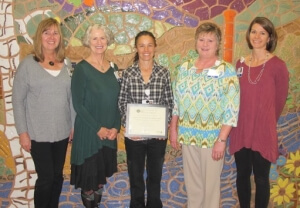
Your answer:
[0,0,299,207]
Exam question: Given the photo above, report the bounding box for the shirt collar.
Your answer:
[133,61,160,73]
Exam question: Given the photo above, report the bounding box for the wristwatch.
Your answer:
[217,137,226,143]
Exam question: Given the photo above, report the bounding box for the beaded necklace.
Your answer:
[248,53,269,85]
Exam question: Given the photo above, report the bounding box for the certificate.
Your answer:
[125,104,168,138]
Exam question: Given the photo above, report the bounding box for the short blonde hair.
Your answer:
[33,18,65,62]
[82,24,114,47]
[195,22,222,56]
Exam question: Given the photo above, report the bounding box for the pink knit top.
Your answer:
[229,56,289,163]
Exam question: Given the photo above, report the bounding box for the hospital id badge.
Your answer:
[237,67,243,77]
[207,69,220,78]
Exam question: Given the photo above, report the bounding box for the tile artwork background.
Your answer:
[0,0,299,207]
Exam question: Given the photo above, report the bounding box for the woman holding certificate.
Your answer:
[169,22,240,208]
[118,31,173,208]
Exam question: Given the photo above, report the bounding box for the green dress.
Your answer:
[70,60,121,190]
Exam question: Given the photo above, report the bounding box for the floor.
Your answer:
[0,144,242,208]
[0,156,187,208]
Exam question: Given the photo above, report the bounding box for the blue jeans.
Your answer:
[31,138,69,208]
[125,137,167,208]
[234,147,271,208]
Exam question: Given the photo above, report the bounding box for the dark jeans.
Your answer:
[31,138,69,208]
[125,137,167,208]
[234,147,271,208]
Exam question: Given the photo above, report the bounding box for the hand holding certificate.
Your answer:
[125,104,168,138]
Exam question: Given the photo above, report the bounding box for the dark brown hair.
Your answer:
[246,17,278,52]
[134,31,157,62]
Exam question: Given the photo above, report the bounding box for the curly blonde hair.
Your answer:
[82,24,115,47]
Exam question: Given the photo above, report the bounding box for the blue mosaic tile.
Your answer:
[172,195,187,203]
[136,2,151,16]
[169,180,180,191]
[114,180,127,189]
[167,6,183,19]
[162,202,176,208]
[153,10,169,20]
[1,201,10,208]
[0,181,12,189]
[222,190,234,198]
[0,182,12,198]
[68,193,82,203]
[183,15,199,27]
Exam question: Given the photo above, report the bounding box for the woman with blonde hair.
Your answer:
[70,24,121,208]
[12,18,75,208]
[170,22,240,208]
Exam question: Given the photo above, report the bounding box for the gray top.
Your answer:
[12,54,75,142]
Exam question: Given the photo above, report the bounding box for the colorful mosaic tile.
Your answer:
[0,0,299,207]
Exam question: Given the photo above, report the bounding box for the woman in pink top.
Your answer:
[229,17,289,208]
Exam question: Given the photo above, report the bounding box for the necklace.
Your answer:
[96,59,105,71]
[247,53,268,84]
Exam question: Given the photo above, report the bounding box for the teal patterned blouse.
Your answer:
[172,58,240,148]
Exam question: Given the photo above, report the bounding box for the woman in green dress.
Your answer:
[70,24,121,208]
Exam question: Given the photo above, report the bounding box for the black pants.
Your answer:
[31,138,69,208]
[125,138,167,208]
[234,147,271,208]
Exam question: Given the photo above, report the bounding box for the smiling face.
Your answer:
[136,35,156,62]
[89,28,108,54]
[249,23,270,50]
[41,25,60,52]
[196,32,219,59]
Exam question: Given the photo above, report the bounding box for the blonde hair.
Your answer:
[82,24,114,47]
[195,22,222,56]
[33,18,65,62]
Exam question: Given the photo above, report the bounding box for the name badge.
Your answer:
[142,100,154,104]
[237,67,243,77]
[207,69,220,78]
[114,71,122,82]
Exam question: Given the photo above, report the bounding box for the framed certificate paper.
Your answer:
[125,104,168,138]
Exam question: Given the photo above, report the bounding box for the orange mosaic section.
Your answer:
[223,9,237,63]
[83,0,94,7]
[0,131,15,177]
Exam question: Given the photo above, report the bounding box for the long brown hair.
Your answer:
[33,18,65,62]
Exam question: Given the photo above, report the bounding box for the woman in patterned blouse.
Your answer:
[169,22,240,208]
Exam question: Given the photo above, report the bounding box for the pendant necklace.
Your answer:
[247,52,268,85]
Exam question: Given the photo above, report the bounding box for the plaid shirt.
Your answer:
[118,61,174,127]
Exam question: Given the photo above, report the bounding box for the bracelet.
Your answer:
[217,137,226,143]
